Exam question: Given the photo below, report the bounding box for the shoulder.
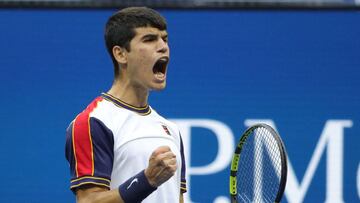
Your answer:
[71,96,134,133]
[66,97,116,143]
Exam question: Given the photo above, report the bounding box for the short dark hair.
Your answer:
[104,7,167,77]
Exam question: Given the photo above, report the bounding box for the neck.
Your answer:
[107,78,149,108]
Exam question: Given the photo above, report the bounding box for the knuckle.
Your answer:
[154,156,162,163]
[163,146,171,152]
[152,150,160,156]
[159,158,166,166]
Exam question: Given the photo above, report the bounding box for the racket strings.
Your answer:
[236,127,282,203]
[236,131,255,203]
[255,127,282,202]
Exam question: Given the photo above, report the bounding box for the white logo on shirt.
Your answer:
[127,178,138,189]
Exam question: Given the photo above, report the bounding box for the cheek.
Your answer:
[138,48,152,59]
[131,49,149,64]
[137,49,154,67]
[129,50,154,76]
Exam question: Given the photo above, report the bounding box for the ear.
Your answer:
[112,45,127,65]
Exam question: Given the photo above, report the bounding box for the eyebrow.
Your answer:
[141,33,158,40]
[141,32,168,40]
[141,33,158,38]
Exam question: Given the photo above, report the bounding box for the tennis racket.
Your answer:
[229,123,287,203]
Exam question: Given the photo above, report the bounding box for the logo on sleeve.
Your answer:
[162,125,171,136]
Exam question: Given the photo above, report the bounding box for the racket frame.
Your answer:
[229,123,288,203]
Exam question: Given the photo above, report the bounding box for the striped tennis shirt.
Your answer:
[65,93,187,202]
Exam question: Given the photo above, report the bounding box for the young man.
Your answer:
[65,7,187,203]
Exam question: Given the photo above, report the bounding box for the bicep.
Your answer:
[76,186,108,202]
[76,186,123,203]
[179,193,184,203]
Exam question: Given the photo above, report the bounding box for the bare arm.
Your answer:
[76,186,124,203]
[75,146,177,203]
[180,193,184,203]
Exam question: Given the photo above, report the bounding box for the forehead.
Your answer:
[133,27,168,38]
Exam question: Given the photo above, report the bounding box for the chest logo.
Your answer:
[162,125,171,136]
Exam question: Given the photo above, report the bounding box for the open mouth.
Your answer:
[152,56,169,75]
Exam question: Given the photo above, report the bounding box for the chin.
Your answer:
[151,82,167,91]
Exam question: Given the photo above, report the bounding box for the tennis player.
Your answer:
[65,7,187,203]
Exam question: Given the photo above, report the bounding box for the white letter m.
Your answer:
[285,120,353,203]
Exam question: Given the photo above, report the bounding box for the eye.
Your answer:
[143,38,153,42]
[143,35,157,42]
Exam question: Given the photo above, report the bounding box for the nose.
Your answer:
[157,38,168,53]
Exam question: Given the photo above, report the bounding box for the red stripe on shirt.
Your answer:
[72,97,103,177]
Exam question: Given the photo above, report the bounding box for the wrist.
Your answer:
[144,168,157,187]
[118,170,157,203]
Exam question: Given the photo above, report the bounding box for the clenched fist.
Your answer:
[144,146,177,187]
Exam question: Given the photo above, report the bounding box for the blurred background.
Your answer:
[0,0,359,202]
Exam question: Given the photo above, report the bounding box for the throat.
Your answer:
[107,80,149,108]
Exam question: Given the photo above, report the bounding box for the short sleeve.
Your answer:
[179,134,187,193]
[65,116,114,192]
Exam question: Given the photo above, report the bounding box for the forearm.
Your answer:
[75,146,176,203]
[77,170,157,203]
